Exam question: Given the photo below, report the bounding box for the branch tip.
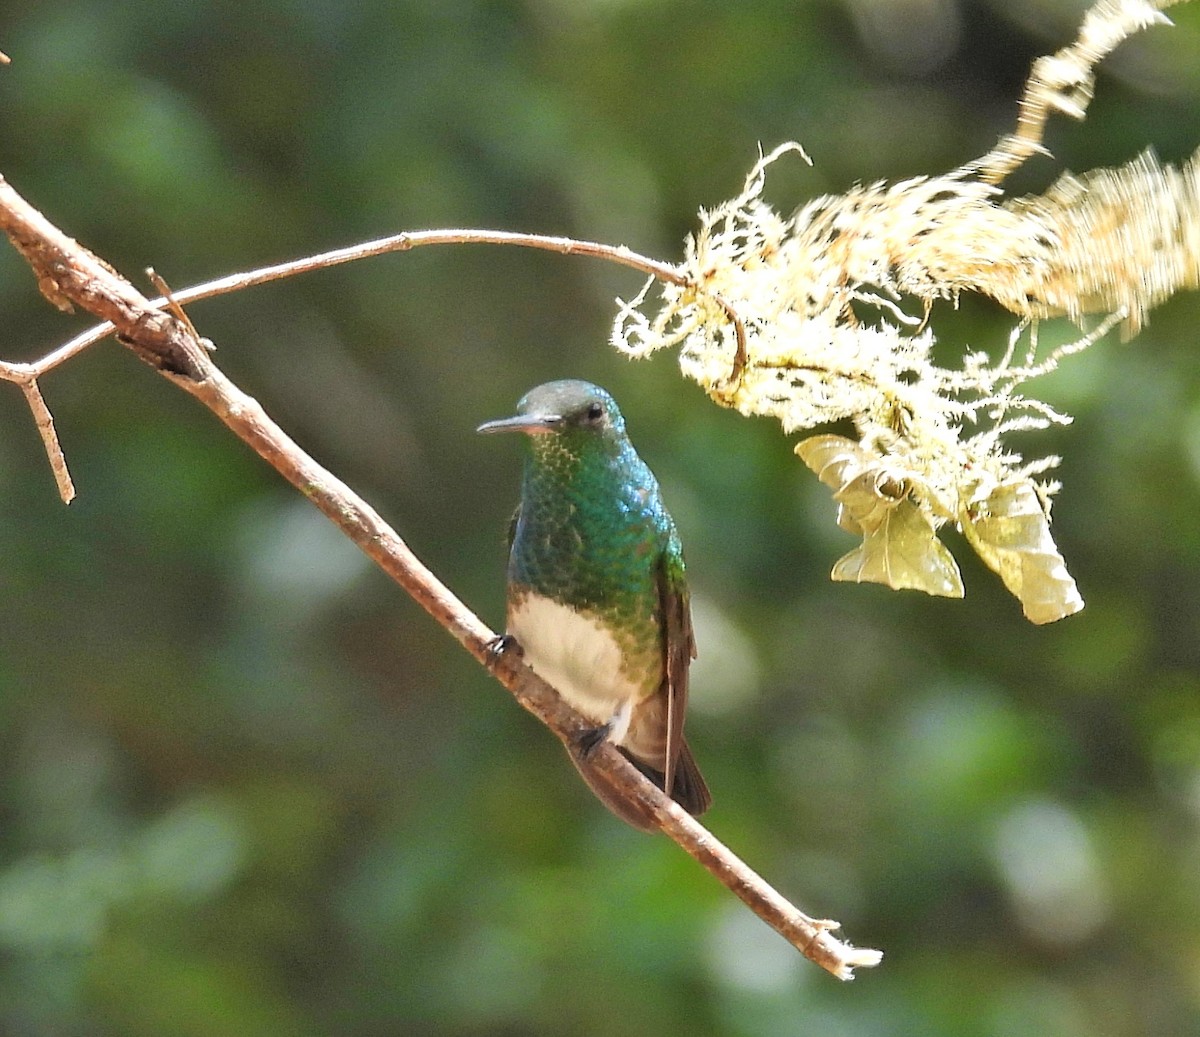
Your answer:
[21,376,74,503]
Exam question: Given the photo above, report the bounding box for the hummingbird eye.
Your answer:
[585,401,605,423]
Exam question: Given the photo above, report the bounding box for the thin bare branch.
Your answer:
[193,362,880,978]
[26,228,748,385]
[0,172,880,980]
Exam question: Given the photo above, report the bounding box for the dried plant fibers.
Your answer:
[613,0,1199,623]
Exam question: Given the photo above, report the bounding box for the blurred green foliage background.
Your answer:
[0,0,1198,1034]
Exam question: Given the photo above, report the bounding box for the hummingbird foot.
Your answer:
[574,698,634,758]
[575,721,614,759]
[486,632,523,658]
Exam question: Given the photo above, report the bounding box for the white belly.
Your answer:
[509,594,641,735]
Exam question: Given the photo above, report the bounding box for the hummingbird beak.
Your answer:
[476,414,562,435]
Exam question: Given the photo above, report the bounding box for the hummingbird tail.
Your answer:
[620,746,711,818]
[666,738,712,817]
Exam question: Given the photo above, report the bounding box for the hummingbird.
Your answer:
[478,379,711,830]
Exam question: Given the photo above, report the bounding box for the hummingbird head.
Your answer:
[476,380,627,441]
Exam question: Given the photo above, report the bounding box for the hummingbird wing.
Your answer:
[505,503,521,550]
[658,529,697,800]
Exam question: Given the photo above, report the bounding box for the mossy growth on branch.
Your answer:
[613,0,1199,624]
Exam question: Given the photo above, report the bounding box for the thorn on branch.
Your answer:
[148,268,216,352]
